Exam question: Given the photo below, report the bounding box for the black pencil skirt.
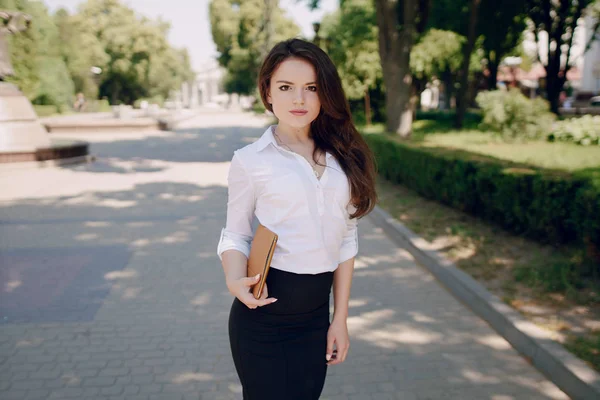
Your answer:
[228,267,335,400]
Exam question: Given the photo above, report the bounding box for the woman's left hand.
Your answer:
[326,318,349,365]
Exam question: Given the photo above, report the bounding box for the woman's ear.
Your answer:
[266,86,273,105]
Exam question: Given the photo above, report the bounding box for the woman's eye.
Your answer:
[307,86,317,92]
[279,85,290,91]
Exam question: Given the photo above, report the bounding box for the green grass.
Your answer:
[359,118,600,172]
[564,331,600,371]
[421,133,600,171]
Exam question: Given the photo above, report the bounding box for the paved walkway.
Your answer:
[0,112,569,400]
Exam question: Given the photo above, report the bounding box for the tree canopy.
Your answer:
[2,0,194,107]
[209,0,301,95]
[320,0,381,100]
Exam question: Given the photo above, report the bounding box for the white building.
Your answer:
[178,60,255,110]
[179,59,258,110]
[194,59,227,107]
[176,59,226,109]
[580,15,600,94]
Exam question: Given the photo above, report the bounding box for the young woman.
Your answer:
[217,38,377,400]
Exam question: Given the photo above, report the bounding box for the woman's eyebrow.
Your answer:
[275,80,317,85]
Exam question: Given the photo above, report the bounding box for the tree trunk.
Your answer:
[441,67,453,110]
[455,0,481,129]
[545,37,563,114]
[364,87,372,126]
[487,56,498,91]
[529,0,585,115]
[546,73,565,115]
[375,0,418,138]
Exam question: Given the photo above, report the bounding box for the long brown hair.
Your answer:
[258,38,377,219]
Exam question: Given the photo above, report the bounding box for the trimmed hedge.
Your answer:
[364,133,600,259]
[33,105,59,117]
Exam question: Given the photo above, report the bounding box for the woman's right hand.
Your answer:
[227,274,278,309]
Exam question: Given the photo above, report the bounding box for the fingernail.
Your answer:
[255,274,260,279]
[326,354,331,361]
[272,298,278,302]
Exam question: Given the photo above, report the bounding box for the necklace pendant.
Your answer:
[314,169,319,178]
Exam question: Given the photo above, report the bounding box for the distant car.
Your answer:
[590,96,600,107]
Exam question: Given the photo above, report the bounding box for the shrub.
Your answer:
[549,115,600,146]
[363,133,600,268]
[32,105,59,117]
[85,99,112,113]
[476,88,556,141]
[416,109,483,124]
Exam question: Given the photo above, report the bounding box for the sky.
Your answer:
[44,0,339,71]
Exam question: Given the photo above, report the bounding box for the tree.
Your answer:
[320,0,381,125]
[2,0,193,107]
[426,0,527,125]
[54,7,108,100]
[373,0,430,137]
[527,0,600,114]
[2,0,74,107]
[410,29,465,110]
[422,0,483,127]
[1,0,39,98]
[209,0,300,95]
[73,0,194,104]
[455,0,481,128]
[478,1,527,92]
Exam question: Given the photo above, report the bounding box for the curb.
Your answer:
[368,205,600,400]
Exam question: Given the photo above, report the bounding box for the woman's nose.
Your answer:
[293,89,305,104]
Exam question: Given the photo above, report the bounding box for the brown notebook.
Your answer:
[247,223,278,299]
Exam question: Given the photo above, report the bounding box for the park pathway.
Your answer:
[0,111,569,399]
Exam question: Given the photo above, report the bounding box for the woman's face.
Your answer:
[267,57,321,129]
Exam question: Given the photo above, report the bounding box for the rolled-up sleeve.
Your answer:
[217,152,255,261]
[339,204,359,263]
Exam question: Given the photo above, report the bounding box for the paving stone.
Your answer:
[83,376,117,387]
[349,394,373,400]
[98,367,130,377]
[23,389,52,400]
[132,374,154,385]
[148,394,184,400]
[123,384,141,395]
[371,394,396,400]
[139,383,163,394]
[1,390,28,400]
[110,396,149,400]
[29,368,62,380]
[101,385,125,396]
[46,387,85,399]
[10,379,44,390]
[112,373,130,384]
[7,363,38,373]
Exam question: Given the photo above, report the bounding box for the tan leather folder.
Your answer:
[247,223,278,299]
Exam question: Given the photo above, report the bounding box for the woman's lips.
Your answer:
[290,110,308,116]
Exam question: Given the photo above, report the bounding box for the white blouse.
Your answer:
[217,125,358,274]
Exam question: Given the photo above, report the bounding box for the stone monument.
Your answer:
[0,10,87,164]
